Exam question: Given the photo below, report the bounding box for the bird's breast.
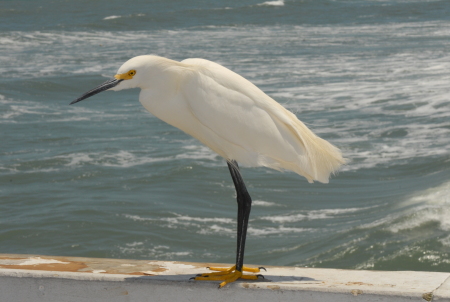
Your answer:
[139,88,203,140]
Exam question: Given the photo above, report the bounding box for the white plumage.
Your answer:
[110,55,344,183]
[71,54,345,287]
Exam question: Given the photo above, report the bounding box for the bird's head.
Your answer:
[70,55,164,105]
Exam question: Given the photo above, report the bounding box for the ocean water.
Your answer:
[1,0,450,273]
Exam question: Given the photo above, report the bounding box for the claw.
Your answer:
[256,274,265,279]
[189,277,196,280]
[258,266,267,271]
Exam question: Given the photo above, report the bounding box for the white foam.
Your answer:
[124,206,380,237]
[0,96,99,125]
[54,151,171,168]
[125,241,144,247]
[61,153,93,167]
[154,245,170,250]
[124,213,234,227]
[46,116,90,122]
[261,207,372,223]
[118,245,145,254]
[0,103,49,120]
[439,235,450,247]
[123,212,318,236]
[197,224,312,236]
[407,181,450,206]
[175,145,220,162]
[2,22,449,173]
[103,15,121,20]
[103,151,170,168]
[24,168,60,174]
[261,213,307,223]
[198,224,234,235]
[253,200,280,207]
[266,244,304,254]
[168,215,234,224]
[0,166,18,173]
[123,214,152,222]
[357,181,450,234]
[387,181,450,233]
[258,0,284,6]
[118,241,194,259]
[248,226,311,236]
[388,206,450,233]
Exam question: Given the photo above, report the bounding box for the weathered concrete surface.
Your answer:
[434,275,450,301]
[0,254,449,302]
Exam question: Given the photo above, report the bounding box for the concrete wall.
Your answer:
[0,254,449,301]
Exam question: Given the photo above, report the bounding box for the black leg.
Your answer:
[227,160,252,272]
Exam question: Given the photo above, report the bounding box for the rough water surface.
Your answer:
[1,0,449,272]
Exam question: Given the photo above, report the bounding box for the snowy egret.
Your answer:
[71,55,345,287]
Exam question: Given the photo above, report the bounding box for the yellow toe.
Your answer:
[242,266,262,273]
[193,265,264,288]
[208,265,236,272]
[218,270,242,288]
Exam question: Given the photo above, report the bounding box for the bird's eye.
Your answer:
[128,70,136,77]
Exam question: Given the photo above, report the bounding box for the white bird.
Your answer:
[71,55,345,288]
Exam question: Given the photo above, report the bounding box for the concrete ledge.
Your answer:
[0,254,449,302]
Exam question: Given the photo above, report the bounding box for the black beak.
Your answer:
[70,78,123,105]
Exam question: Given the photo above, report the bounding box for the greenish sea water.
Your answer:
[1,0,449,272]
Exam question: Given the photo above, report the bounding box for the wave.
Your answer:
[248,226,312,236]
[117,241,193,259]
[0,94,125,124]
[387,206,450,233]
[112,143,450,268]
[260,206,377,223]
[175,145,220,163]
[439,235,450,247]
[103,15,121,20]
[102,14,145,21]
[124,213,235,236]
[253,200,282,207]
[354,181,450,235]
[123,212,313,236]
[386,181,450,233]
[257,0,285,6]
[124,213,233,224]
[53,151,171,168]
[0,143,222,175]
[1,21,449,174]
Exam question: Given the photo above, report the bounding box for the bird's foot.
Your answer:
[192,265,265,288]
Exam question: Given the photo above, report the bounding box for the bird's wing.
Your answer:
[180,58,344,183]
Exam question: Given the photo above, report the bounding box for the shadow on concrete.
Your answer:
[124,273,320,287]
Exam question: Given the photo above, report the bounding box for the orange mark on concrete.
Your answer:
[0,259,88,272]
[346,282,374,286]
[0,256,149,275]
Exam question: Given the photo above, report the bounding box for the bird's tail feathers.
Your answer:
[265,102,345,183]
[289,118,345,183]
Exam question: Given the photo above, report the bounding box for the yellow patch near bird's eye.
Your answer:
[114,69,137,80]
